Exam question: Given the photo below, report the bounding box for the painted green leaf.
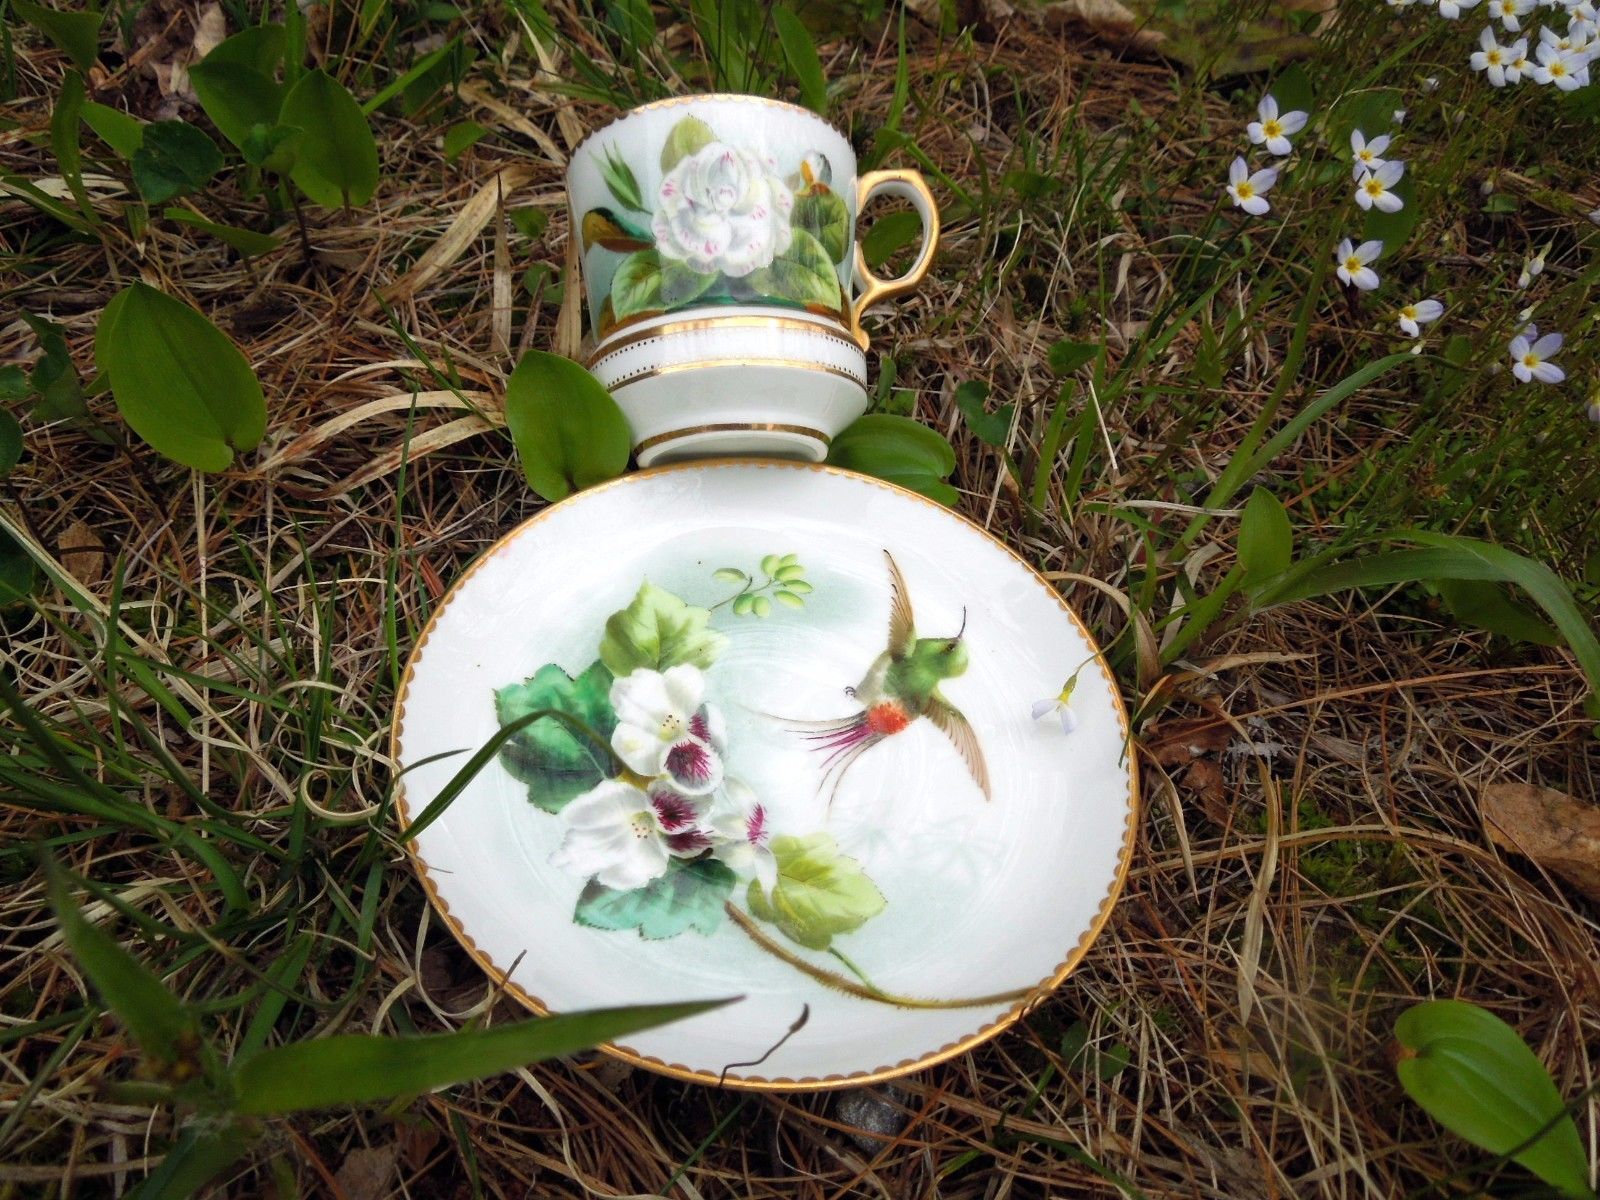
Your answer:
[443,120,489,161]
[494,660,616,814]
[1395,1000,1595,1199]
[827,414,959,506]
[189,61,284,154]
[202,23,286,74]
[773,5,828,115]
[610,248,718,320]
[747,834,885,950]
[131,120,223,204]
[732,593,755,616]
[81,101,144,158]
[599,581,726,677]
[601,144,647,213]
[659,116,715,173]
[581,207,651,253]
[760,554,781,574]
[163,209,283,257]
[792,187,849,263]
[12,0,103,73]
[712,567,746,583]
[774,591,805,609]
[1238,488,1292,579]
[94,282,267,472]
[502,350,631,502]
[953,379,1013,447]
[231,999,732,1115]
[751,596,772,618]
[749,228,843,310]
[575,858,736,939]
[280,69,379,208]
[0,410,21,479]
[775,564,805,582]
[782,579,813,594]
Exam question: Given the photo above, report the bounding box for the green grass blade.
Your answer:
[125,1121,255,1200]
[231,999,737,1115]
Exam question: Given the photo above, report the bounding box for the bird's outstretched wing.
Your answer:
[884,550,916,658]
[924,696,991,801]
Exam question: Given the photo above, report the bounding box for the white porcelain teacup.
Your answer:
[567,93,939,465]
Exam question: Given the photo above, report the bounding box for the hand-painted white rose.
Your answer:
[609,664,726,794]
[651,142,794,278]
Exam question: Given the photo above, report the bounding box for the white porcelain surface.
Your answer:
[392,463,1135,1088]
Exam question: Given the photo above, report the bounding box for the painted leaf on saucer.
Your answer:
[746,833,885,951]
[494,660,616,813]
[576,857,737,940]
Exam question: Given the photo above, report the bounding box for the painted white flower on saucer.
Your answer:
[610,665,726,794]
[707,780,777,890]
[652,142,795,277]
[549,779,676,890]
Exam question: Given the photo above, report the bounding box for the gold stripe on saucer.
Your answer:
[634,422,832,454]
[584,314,859,368]
[605,356,866,390]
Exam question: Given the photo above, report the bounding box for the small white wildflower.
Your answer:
[1532,42,1589,87]
[1423,75,1441,90]
[1411,342,1425,355]
[1355,160,1406,212]
[1491,0,1534,29]
[1587,398,1600,424]
[1394,107,1409,123]
[1350,129,1393,179]
[1246,94,1308,156]
[1439,0,1481,17]
[1336,238,1383,290]
[1504,37,1533,79]
[1590,206,1600,224]
[1517,250,1546,288]
[1509,325,1566,383]
[1225,156,1278,215]
[1471,26,1514,82]
[1398,298,1445,336]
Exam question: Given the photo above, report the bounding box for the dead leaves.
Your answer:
[1483,783,1600,902]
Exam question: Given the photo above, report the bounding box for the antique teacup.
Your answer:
[567,94,939,465]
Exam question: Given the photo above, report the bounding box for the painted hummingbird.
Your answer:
[784,551,991,806]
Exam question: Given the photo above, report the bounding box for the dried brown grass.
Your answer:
[2,4,1598,1198]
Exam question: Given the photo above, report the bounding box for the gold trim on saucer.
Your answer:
[389,460,1140,1092]
[634,422,831,454]
[603,356,866,390]
[584,315,860,368]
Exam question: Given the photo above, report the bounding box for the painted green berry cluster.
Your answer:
[712,553,811,617]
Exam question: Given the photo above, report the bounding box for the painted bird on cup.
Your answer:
[775,550,991,807]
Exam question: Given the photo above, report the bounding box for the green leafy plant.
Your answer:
[94,282,267,471]
[130,120,223,204]
[954,379,1014,447]
[11,0,103,72]
[713,553,810,617]
[503,350,632,502]
[1395,1000,1596,1198]
[827,413,959,504]
[43,855,730,1199]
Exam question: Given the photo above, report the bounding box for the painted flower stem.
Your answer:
[723,903,1034,1010]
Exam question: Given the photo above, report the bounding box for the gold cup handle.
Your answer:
[849,170,940,351]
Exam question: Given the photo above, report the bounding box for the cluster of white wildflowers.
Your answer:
[1459,0,1598,91]
[1224,90,1577,398]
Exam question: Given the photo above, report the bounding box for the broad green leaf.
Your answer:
[601,144,647,213]
[599,581,726,676]
[202,23,285,74]
[610,249,717,320]
[575,858,736,938]
[792,187,849,262]
[231,1000,733,1115]
[1436,579,1560,647]
[1396,1000,1594,1198]
[95,282,267,471]
[81,101,144,158]
[240,123,298,172]
[495,660,617,813]
[1268,63,1314,117]
[659,116,715,173]
[50,70,94,222]
[1238,488,1292,579]
[443,120,489,160]
[131,120,222,204]
[20,312,86,422]
[0,366,29,399]
[0,529,35,605]
[773,5,828,114]
[510,205,549,240]
[188,61,284,153]
[749,227,843,310]
[125,1122,255,1200]
[862,210,921,271]
[953,379,1013,447]
[0,411,20,478]
[0,172,94,233]
[44,859,201,1069]
[827,413,959,505]
[163,209,283,257]
[280,69,379,207]
[12,0,103,73]
[747,833,885,950]
[1048,339,1099,375]
[502,349,631,502]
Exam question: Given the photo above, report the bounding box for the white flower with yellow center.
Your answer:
[1349,129,1393,179]
[609,665,727,795]
[1532,41,1588,87]
[1225,157,1279,215]
[1246,94,1307,156]
[1471,26,1514,82]
[1355,160,1405,212]
[1509,325,1565,383]
[1032,675,1081,735]
[1492,0,1534,27]
[1397,299,1444,337]
[1504,37,1532,79]
[1336,238,1384,291]
[1439,0,1481,18]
